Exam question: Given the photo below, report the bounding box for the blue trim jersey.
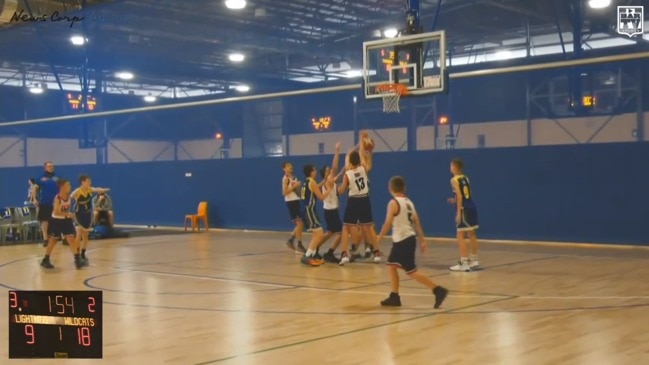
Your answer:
[300,177,316,213]
[300,177,322,230]
[452,175,477,209]
[75,190,93,215]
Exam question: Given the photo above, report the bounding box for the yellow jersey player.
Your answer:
[448,158,480,272]
[299,164,334,266]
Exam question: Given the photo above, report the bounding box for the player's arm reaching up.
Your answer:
[318,142,342,188]
[330,142,341,177]
[359,130,372,172]
[338,145,355,195]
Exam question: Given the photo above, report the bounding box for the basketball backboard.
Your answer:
[362,31,446,100]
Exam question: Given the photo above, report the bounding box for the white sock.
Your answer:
[460,257,469,264]
[306,249,315,257]
[470,254,478,261]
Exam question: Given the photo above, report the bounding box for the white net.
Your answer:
[378,88,403,113]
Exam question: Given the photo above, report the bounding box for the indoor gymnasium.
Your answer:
[1,0,648,363]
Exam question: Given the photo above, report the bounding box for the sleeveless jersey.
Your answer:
[75,189,93,215]
[283,175,299,202]
[345,166,369,197]
[452,175,476,209]
[322,182,338,210]
[392,196,417,242]
[300,178,316,212]
[52,195,71,219]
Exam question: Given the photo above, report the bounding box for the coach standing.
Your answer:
[34,161,59,245]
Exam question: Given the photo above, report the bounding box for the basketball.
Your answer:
[363,136,375,152]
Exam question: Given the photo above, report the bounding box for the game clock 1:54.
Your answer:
[8,290,103,359]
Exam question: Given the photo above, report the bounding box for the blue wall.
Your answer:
[1,142,647,245]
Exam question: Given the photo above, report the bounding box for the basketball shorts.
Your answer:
[48,218,76,237]
[37,205,53,222]
[302,208,322,231]
[386,235,417,274]
[343,195,373,225]
[285,200,302,221]
[457,207,479,232]
[324,208,342,233]
[75,211,93,230]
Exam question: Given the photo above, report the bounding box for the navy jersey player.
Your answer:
[377,176,448,308]
[300,164,334,266]
[282,162,306,253]
[70,174,109,263]
[336,132,383,265]
[40,179,86,270]
[447,158,480,272]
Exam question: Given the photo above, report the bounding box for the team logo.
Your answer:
[616,6,644,37]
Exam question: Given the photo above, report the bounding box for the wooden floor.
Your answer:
[2,230,649,365]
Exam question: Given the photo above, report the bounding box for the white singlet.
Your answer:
[322,182,338,210]
[345,166,369,197]
[391,196,417,242]
[282,175,299,202]
[52,195,71,220]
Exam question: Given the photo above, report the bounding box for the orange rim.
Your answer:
[375,83,408,95]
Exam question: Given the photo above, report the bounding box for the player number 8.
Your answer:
[462,186,470,199]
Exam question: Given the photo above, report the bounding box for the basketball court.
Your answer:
[1,231,649,364]
[2,0,649,363]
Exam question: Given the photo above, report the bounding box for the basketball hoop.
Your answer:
[375,83,408,113]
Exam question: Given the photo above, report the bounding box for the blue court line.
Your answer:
[191,296,518,365]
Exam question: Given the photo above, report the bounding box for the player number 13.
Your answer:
[354,177,366,191]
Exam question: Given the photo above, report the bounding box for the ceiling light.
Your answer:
[494,50,512,60]
[344,70,363,78]
[115,71,134,80]
[29,84,44,94]
[234,85,250,92]
[225,0,246,10]
[143,94,156,102]
[383,28,398,38]
[228,53,245,62]
[587,0,610,9]
[70,35,86,46]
